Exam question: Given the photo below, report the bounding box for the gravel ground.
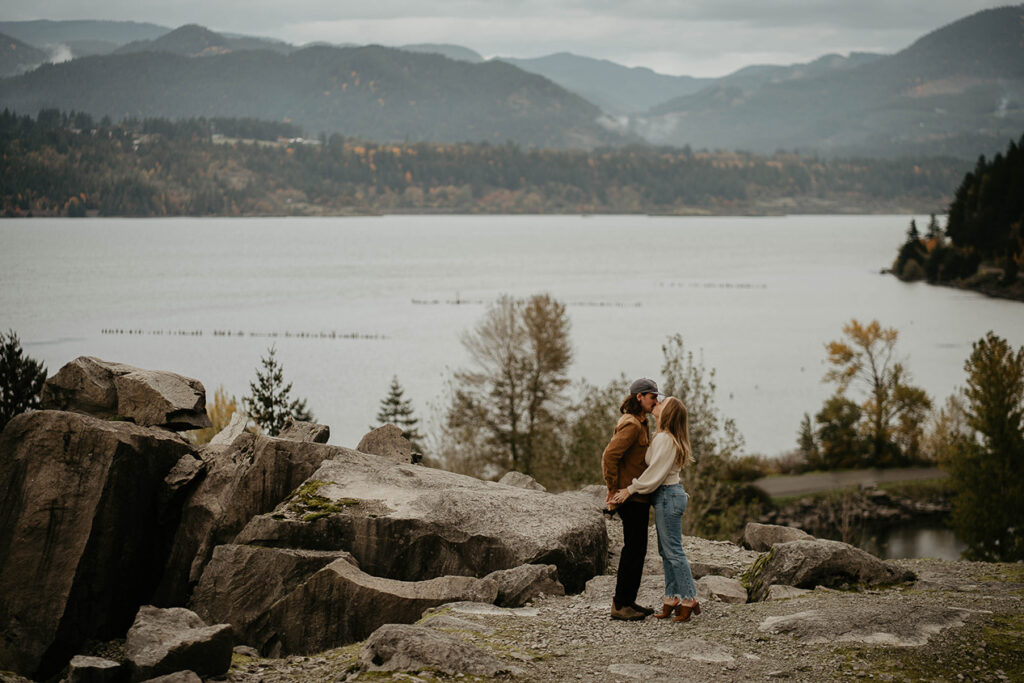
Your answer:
[213,520,1024,683]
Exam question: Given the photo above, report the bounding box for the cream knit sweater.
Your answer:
[625,432,681,495]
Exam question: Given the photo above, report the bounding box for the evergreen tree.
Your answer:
[906,218,920,242]
[796,412,819,469]
[0,330,48,431]
[375,375,424,452]
[242,345,313,436]
[941,332,1024,561]
[925,213,942,241]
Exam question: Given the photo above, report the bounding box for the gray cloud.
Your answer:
[1,0,1013,76]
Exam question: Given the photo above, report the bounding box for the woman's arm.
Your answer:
[626,433,677,495]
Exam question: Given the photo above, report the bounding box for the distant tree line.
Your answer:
[1,109,967,217]
[894,134,1024,293]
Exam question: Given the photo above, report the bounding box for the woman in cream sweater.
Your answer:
[611,396,700,622]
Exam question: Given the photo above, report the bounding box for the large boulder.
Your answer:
[41,357,211,431]
[195,550,499,656]
[0,411,195,680]
[234,448,607,592]
[153,433,331,605]
[189,544,354,648]
[358,624,521,677]
[125,606,233,682]
[743,539,916,602]
[742,522,814,551]
[356,424,416,462]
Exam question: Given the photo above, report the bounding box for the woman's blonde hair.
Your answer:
[657,396,694,468]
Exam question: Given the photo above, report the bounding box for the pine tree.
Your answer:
[375,375,424,451]
[242,345,313,436]
[941,333,1024,561]
[906,218,920,242]
[0,330,48,431]
[925,213,942,241]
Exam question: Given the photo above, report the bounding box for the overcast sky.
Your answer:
[3,0,1016,76]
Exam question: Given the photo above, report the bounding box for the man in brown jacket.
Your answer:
[602,377,661,620]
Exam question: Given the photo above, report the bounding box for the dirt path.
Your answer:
[753,467,947,498]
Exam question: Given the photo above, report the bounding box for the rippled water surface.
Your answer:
[3,214,1022,454]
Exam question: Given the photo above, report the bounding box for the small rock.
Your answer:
[696,575,748,604]
[484,564,564,607]
[358,624,521,676]
[277,417,330,444]
[498,471,546,491]
[743,522,814,551]
[66,655,122,683]
[137,672,202,683]
[125,606,234,681]
[765,584,812,601]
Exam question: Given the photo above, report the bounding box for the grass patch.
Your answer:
[285,480,359,519]
[877,478,954,499]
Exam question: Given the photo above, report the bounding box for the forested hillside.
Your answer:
[1,110,969,217]
[0,44,628,149]
[633,6,1024,158]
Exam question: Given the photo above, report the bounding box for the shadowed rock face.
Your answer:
[0,411,195,680]
[234,448,607,592]
[259,557,499,655]
[154,433,332,606]
[40,356,211,431]
[190,545,355,648]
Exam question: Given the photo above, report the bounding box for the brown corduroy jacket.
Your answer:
[601,413,651,504]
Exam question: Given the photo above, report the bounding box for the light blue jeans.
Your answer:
[652,483,697,600]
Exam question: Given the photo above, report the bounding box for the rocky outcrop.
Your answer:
[242,556,499,656]
[189,545,355,648]
[499,471,547,491]
[40,357,211,431]
[356,424,417,462]
[743,538,916,602]
[125,606,233,681]
[758,604,973,647]
[234,449,607,592]
[484,564,564,607]
[743,522,814,551]
[154,433,330,605]
[277,417,330,444]
[0,411,195,680]
[358,624,522,677]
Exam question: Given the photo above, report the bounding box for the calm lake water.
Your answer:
[2,215,1022,459]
